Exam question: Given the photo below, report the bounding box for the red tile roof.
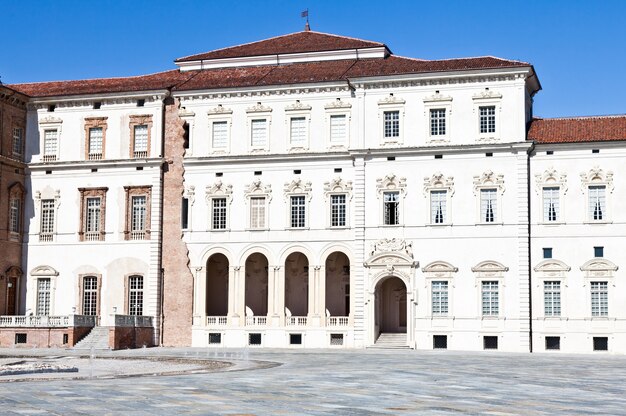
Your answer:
[528,116,626,144]
[175,31,386,62]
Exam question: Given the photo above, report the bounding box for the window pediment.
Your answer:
[207,104,233,115]
[535,167,567,194]
[246,102,272,113]
[284,178,312,199]
[472,261,508,277]
[245,179,272,200]
[422,261,458,277]
[205,180,233,200]
[377,94,405,106]
[376,174,407,196]
[580,166,614,193]
[39,116,63,126]
[534,259,570,278]
[472,90,502,100]
[423,172,454,196]
[423,92,453,103]
[285,100,312,112]
[5,266,23,278]
[324,177,352,195]
[325,98,352,110]
[31,265,59,277]
[580,259,618,276]
[473,170,505,195]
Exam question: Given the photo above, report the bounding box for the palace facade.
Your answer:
[2,30,625,353]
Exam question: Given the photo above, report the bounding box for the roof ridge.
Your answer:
[534,114,626,120]
[304,30,385,47]
[425,55,530,65]
[386,54,428,62]
[9,69,180,87]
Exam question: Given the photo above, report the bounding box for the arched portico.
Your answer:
[375,276,407,336]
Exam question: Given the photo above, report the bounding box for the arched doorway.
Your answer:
[245,253,268,317]
[375,277,407,340]
[5,266,22,315]
[206,253,229,316]
[284,252,308,318]
[325,252,350,318]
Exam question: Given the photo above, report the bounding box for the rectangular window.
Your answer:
[593,337,608,351]
[82,276,98,316]
[40,199,55,240]
[543,187,560,222]
[545,336,560,350]
[430,109,446,136]
[86,197,101,235]
[290,117,306,146]
[12,127,23,158]
[543,248,552,259]
[37,278,51,316]
[251,119,267,147]
[128,275,144,316]
[290,195,306,228]
[181,197,189,229]
[250,196,266,229]
[591,281,608,317]
[481,281,499,316]
[544,281,561,316]
[588,185,606,221]
[88,127,103,159]
[212,121,228,149]
[133,125,148,157]
[431,281,449,316]
[594,246,604,258]
[433,335,447,349]
[383,191,399,225]
[479,106,496,134]
[480,189,497,223]
[330,114,347,143]
[212,198,227,230]
[9,198,21,234]
[483,336,498,350]
[430,190,447,224]
[43,129,58,161]
[330,194,347,227]
[383,110,400,138]
[131,196,147,233]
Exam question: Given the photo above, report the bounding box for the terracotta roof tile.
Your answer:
[175,31,386,62]
[528,116,626,144]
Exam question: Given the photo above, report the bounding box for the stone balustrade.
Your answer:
[112,315,153,328]
[0,315,96,328]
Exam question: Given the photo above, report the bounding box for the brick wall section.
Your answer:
[0,327,92,348]
[108,327,155,350]
[0,86,27,315]
[161,97,194,346]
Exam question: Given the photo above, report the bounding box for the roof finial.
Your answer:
[301,9,310,31]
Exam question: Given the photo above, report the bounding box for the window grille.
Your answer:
[330,114,346,143]
[591,281,608,316]
[431,281,449,315]
[480,188,497,222]
[430,190,447,224]
[290,117,306,146]
[383,191,399,225]
[82,276,98,316]
[330,333,344,345]
[545,336,560,350]
[250,197,266,229]
[37,278,51,316]
[43,129,58,161]
[543,187,560,222]
[208,333,222,344]
[483,336,498,349]
[251,119,267,147]
[383,111,399,138]
[544,281,561,316]
[481,281,499,316]
[212,198,227,230]
[290,195,306,228]
[593,337,608,351]
[133,125,148,157]
[212,121,228,148]
[430,109,446,136]
[479,106,496,134]
[330,194,347,227]
[248,333,262,345]
[588,185,606,221]
[128,275,144,316]
[433,335,447,349]
[88,127,103,159]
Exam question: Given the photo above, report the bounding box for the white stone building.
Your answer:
[4,29,626,353]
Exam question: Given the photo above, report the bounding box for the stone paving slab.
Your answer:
[0,348,625,415]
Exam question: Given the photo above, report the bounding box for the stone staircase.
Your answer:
[368,333,410,349]
[73,326,110,350]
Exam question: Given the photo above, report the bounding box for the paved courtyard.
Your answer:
[0,348,625,415]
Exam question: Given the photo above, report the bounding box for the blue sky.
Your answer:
[1,0,624,118]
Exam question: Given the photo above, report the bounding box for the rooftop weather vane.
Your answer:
[301,9,310,31]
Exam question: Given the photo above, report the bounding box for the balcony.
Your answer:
[84,232,101,241]
[286,316,307,326]
[88,153,102,161]
[206,316,228,326]
[327,316,349,327]
[133,151,148,158]
[245,316,267,326]
[39,233,53,242]
[42,154,57,162]
[130,230,146,240]
[113,314,153,328]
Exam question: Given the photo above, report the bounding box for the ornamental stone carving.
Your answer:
[580,166,614,193]
[422,261,459,276]
[376,174,407,195]
[284,178,312,201]
[39,116,63,125]
[471,261,509,277]
[30,265,59,277]
[207,104,233,115]
[370,238,413,258]
[324,98,352,109]
[423,92,453,103]
[473,170,505,195]
[377,93,406,105]
[535,167,567,194]
[472,89,503,100]
[246,102,272,113]
[244,179,272,201]
[324,177,353,195]
[534,259,571,278]
[423,172,455,196]
[285,100,312,112]
[205,180,233,201]
[580,259,618,278]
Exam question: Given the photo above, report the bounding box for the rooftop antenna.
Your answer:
[301,9,310,31]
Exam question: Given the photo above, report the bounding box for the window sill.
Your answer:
[583,220,612,225]
[379,224,403,228]
[209,228,230,232]
[285,227,310,231]
[481,316,501,320]
[327,226,350,230]
[426,222,452,227]
[475,222,503,226]
[427,137,449,144]
[538,221,565,226]
[246,228,269,231]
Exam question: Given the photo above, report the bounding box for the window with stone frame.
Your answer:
[473,170,505,224]
[481,280,499,316]
[40,199,56,242]
[8,183,25,240]
[376,174,406,226]
[127,275,144,316]
[383,191,400,225]
[124,186,151,240]
[591,281,608,317]
[431,281,449,315]
[36,278,51,316]
[12,126,24,160]
[588,185,606,221]
[129,115,152,158]
[250,197,267,229]
[79,187,108,241]
[544,281,561,317]
[205,180,233,231]
[43,129,59,161]
[284,178,312,229]
[479,106,496,134]
[84,117,107,160]
[79,275,100,316]
[429,109,446,136]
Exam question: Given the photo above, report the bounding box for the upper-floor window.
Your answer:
[124,186,151,240]
[543,187,560,222]
[481,280,499,316]
[591,281,608,317]
[12,127,24,159]
[132,196,147,233]
[290,195,306,228]
[290,117,307,147]
[430,109,446,136]
[430,190,447,224]
[212,121,228,149]
[383,111,400,139]
[251,119,268,147]
[212,198,227,230]
[88,127,103,160]
[9,198,21,234]
[479,106,496,134]
[40,199,55,242]
[330,114,347,144]
[383,191,399,225]
[544,281,561,317]
[588,185,606,221]
[43,130,58,161]
[480,188,497,223]
[250,196,267,229]
[330,194,347,227]
[431,281,449,315]
[79,187,108,241]
[86,198,101,234]
[133,125,148,157]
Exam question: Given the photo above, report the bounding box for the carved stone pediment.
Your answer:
[324,177,353,194]
[473,170,505,195]
[423,261,458,274]
[423,92,453,103]
[246,102,272,113]
[534,259,571,273]
[31,265,59,277]
[285,100,311,112]
[370,238,413,258]
[580,166,614,193]
[535,167,567,194]
[472,261,508,277]
[580,259,618,274]
[205,180,233,198]
[284,178,312,195]
[245,179,272,200]
[376,174,406,194]
[325,98,352,109]
[423,172,454,196]
[207,104,233,115]
[39,116,63,125]
[472,90,502,100]
[378,94,406,105]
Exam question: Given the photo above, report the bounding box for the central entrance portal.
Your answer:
[375,276,407,338]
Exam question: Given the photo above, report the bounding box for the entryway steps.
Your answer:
[73,326,110,350]
[369,333,410,349]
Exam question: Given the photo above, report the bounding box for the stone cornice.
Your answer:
[27,93,165,110]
